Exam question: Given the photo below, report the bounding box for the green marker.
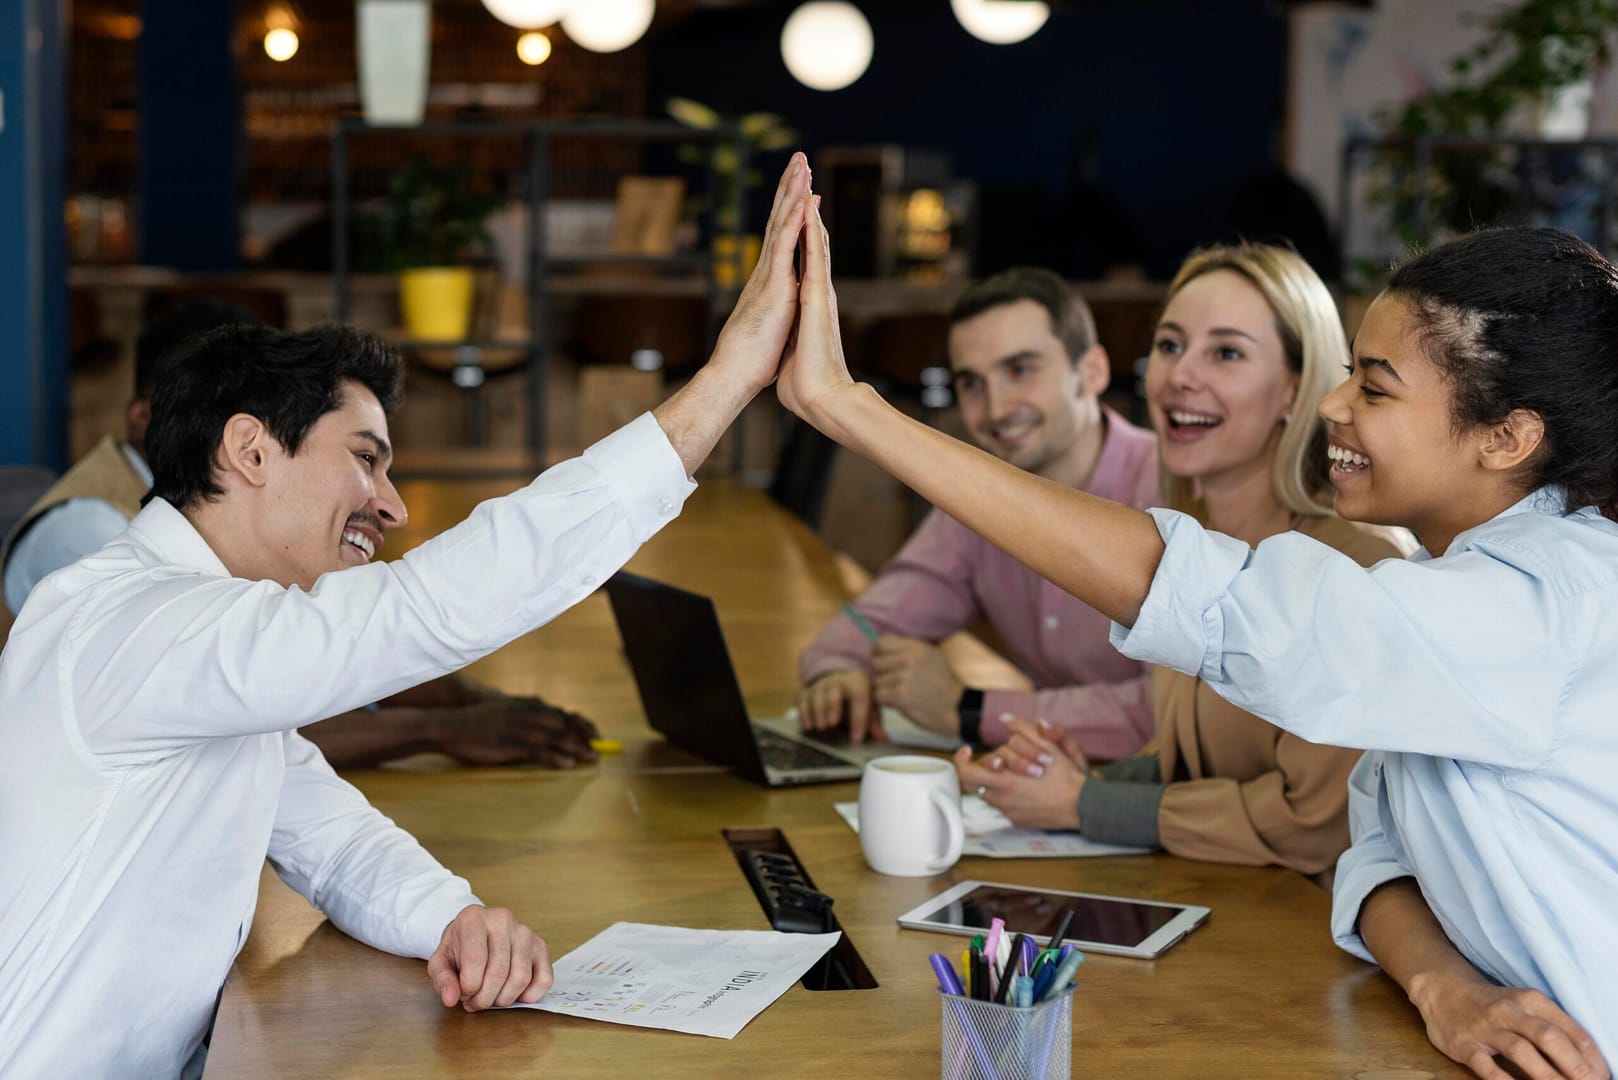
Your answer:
[842,603,880,644]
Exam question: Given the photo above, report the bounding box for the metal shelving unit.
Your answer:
[331,117,747,455]
[1339,133,1618,282]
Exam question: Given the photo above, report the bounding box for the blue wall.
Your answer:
[648,0,1291,278]
[0,0,68,467]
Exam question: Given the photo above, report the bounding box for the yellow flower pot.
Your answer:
[399,267,475,341]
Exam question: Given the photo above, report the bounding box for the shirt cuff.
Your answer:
[1109,507,1251,682]
[1094,753,1163,784]
[400,878,484,961]
[583,412,698,544]
[1330,845,1414,964]
[1077,777,1164,849]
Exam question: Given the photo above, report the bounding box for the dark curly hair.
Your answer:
[1386,227,1618,516]
[145,324,402,510]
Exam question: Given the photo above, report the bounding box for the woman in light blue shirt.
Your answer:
[779,213,1616,1079]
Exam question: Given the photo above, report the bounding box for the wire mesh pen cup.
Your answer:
[939,987,1074,1080]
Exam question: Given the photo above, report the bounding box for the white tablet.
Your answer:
[896,880,1210,960]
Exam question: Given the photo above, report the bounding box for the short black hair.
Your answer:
[135,299,259,399]
[948,267,1097,364]
[1387,226,1618,515]
[145,324,403,510]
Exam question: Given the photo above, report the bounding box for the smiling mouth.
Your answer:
[1327,443,1372,476]
[1162,409,1223,440]
[341,528,377,561]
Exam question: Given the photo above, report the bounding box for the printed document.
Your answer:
[509,922,840,1039]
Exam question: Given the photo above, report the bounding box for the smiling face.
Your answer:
[252,380,406,590]
[1317,292,1487,548]
[948,299,1105,480]
[1144,269,1299,488]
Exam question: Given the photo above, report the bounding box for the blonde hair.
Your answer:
[1156,243,1347,519]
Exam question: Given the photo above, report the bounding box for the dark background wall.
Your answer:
[647,0,1295,280]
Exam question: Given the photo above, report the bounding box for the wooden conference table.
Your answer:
[207,479,1460,1078]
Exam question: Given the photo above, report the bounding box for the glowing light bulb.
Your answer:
[516,30,552,65]
[264,27,300,62]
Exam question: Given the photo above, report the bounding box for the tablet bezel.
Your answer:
[895,879,1211,960]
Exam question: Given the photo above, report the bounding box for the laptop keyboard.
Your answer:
[755,731,853,772]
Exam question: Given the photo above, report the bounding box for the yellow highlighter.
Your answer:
[589,738,624,755]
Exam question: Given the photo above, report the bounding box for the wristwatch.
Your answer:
[956,687,985,745]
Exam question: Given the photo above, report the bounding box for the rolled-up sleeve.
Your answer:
[1330,753,1412,963]
[1108,509,1566,767]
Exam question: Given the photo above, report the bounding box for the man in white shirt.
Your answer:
[3,300,602,771]
[0,153,814,1078]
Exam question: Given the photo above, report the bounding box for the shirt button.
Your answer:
[1044,615,1059,630]
[658,499,674,516]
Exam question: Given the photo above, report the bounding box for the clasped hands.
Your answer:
[954,716,1092,832]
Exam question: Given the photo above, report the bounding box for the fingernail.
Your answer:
[1026,764,1044,778]
[1038,718,1054,730]
[1037,752,1054,766]
[989,757,1004,771]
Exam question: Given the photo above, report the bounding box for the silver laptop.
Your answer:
[605,572,957,786]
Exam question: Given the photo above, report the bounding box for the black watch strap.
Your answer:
[957,687,985,744]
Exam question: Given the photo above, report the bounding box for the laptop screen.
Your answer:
[604,572,769,782]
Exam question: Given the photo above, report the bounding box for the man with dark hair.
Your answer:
[2,300,600,771]
[799,267,1161,759]
[0,155,813,1077]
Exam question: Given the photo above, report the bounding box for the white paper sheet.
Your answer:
[835,797,1150,858]
[508,922,841,1039]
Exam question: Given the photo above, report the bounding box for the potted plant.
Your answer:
[666,97,798,287]
[1358,0,1618,287]
[364,158,500,341]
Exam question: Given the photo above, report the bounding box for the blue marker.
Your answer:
[1039,949,1086,1003]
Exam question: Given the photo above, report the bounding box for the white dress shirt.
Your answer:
[1109,487,1618,1058]
[0,413,695,1077]
[2,442,152,613]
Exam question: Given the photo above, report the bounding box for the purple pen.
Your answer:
[929,952,965,996]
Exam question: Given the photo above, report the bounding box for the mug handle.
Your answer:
[924,787,965,872]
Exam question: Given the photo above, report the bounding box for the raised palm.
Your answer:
[777,195,856,421]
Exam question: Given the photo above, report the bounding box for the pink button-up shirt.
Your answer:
[800,407,1160,761]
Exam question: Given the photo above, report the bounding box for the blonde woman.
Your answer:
[955,243,1411,880]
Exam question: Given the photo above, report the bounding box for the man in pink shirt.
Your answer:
[798,267,1159,761]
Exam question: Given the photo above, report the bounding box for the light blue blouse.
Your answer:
[1110,487,1618,1057]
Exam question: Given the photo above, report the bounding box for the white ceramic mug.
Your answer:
[858,755,965,877]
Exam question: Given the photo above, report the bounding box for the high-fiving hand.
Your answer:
[776,192,858,422]
[710,152,816,397]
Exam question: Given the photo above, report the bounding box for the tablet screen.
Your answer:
[915,884,1182,948]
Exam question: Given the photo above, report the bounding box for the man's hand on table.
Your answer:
[435,695,600,768]
[871,636,963,737]
[429,905,552,1011]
